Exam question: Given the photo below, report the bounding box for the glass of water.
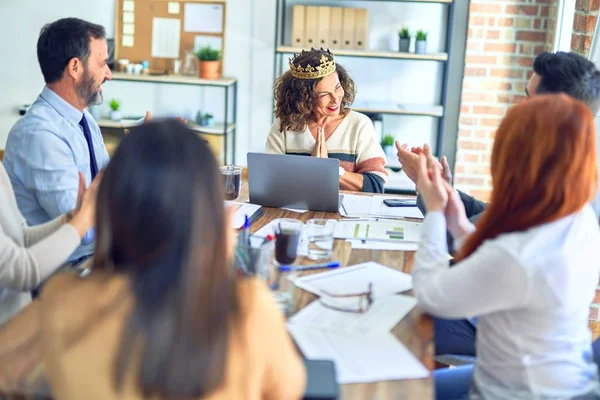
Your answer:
[306,219,336,260]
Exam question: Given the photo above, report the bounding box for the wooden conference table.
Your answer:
[0,185,434,400]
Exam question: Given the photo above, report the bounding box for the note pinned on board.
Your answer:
[194,35,223,52]
[123,23,135,35]
[123,0,135,12]
[122,12,135,24]
[168,2,181,14]
[151,18,181,59]
[184,3,223,33]
[122,35,134,47]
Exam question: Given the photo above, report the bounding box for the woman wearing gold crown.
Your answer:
[265,48,388,193]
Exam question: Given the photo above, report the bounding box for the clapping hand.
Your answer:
[68,171,104,238]
[416,145,448,212]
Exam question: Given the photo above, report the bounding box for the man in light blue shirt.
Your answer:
[3,18,111,265]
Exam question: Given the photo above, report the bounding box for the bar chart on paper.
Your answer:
[334,220,422,243]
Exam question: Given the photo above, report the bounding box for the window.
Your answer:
[554,0,576,52]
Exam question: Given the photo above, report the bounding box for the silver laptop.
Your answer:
[247,153,340,212]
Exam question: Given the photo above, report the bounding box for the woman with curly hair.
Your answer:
[265,48,388,193]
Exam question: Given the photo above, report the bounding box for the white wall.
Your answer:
[0,0,446,164]
[0,0,115,145]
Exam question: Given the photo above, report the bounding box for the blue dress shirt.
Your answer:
[3,86,110,262]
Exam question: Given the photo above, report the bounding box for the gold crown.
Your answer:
[289,48,336,79]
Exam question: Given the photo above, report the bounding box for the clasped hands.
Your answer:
[311,118,331,158]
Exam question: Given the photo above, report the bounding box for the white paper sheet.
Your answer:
[151,18,181,59]
[123,23,135,35]
[289,294,417,336]
[369,196,424,219]
[122,12,135,24]
[288,326,429,384]
[123,0,134,12]
[334,219,422,243]
[121,35,134,47]
[168,1,180,14]
[340,195,424,219]
[347,240,419,251]
[194,35,223,52]
[294,262,413,298]
[227,202,262,230]
[282,208,309,213]
[184,3,223,33]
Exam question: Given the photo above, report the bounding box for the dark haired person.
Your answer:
[265,48,388,193]
[397,52,600,361]
[398,51,600,223]
[40,120,306,399]
[3,18,112,266]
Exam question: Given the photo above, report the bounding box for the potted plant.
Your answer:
[203,113,215,127]
[381,134,396,158]
[415,30,428,54]
[398,28,411,52]
[109,99,121,121]
[195,46,221,80]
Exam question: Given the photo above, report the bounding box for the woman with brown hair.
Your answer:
[414,94,600,399]
[265,48,388,193]
[39,120,305,399]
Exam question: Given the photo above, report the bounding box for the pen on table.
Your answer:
[244,215,250,246]
[279,261,340,272]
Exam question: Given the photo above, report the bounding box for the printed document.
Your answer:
[288,294,417,337]
[293,262,413,298]
[288,326,429,384]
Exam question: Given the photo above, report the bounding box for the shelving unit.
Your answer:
[272,0,457,163]
[105,72,238,164]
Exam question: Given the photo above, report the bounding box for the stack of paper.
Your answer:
[340,194,424,219]
[227,202,262,229]
[293,262,413,298]
[288,326,429,384]
[288,262,429,384]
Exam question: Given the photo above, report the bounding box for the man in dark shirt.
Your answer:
[397,51,600,358]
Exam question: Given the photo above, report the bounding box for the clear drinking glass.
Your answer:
[220,165,242,201]
[234,233,297,316]
[306,219,336,260]
[273,218,304,266]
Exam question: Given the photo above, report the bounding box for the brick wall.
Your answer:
[453,0,555,201]
[572,0,600,57]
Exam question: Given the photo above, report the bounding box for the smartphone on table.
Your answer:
[383,198,417,207]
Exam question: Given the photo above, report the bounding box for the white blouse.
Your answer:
[414,206,600,399]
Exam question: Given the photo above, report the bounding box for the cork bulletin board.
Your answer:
[114,0,227,73]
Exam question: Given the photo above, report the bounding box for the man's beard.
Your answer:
[77,69,103,106]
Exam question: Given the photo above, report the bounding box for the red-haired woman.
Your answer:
[414,94,600,399]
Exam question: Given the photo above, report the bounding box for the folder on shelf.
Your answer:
[329,7,343,49]
[355,9,369,50]
[317,6,331,49]
[305,6,318,48]
[342,7,356,50]
[292,5,306,48]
